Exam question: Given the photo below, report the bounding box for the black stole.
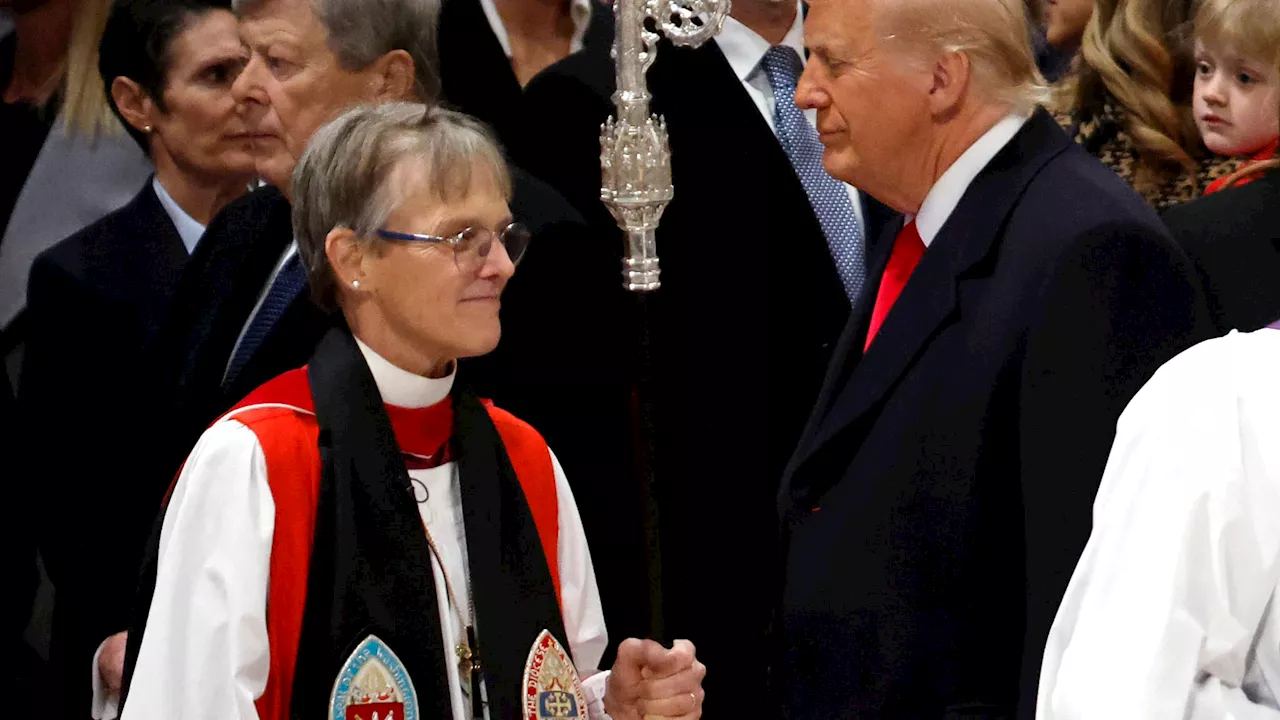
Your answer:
[122,325,568,719]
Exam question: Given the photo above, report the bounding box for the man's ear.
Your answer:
[368,49,417,102]
[324,227,369,291]
[926,50,972,118]
[111,76,158,137]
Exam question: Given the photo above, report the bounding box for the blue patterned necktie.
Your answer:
[761,45,866,302]
[223,252,307,388]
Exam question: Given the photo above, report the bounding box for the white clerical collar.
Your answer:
[354,336,456,409]
[478,0,593,58]
[912,112,1031,247]
[152,176,207,254]
[716,2,805,83]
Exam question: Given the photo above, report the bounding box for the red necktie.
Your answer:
[864,221,925,351]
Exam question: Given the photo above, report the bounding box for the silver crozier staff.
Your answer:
[600,0,729,292]
[598,0,729,641]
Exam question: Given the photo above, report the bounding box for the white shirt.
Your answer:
[478,0,593,58]
[1037,329,1280,720]
[108,340,611,720]
[913,113,1029,247]
[151,176,206,255]
[713,5,865,229]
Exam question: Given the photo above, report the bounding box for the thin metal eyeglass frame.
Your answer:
[373,222,530,267]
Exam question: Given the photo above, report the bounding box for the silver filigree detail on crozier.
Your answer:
[600,0,729,291]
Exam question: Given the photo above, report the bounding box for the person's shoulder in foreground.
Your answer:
[1038,326,1280,719]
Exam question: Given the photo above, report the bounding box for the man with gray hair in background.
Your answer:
[89,0,587,714]
[773,0,1212,717]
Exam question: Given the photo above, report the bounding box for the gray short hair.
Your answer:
[233,0,441,103]
[291,102,512,312]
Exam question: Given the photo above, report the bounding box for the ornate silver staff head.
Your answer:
[600,0,730,292]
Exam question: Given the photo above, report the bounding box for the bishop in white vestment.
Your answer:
[1038,328,1280,719]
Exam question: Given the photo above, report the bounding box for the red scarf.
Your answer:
[1205,139,1279,195]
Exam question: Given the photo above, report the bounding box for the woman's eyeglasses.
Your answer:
[374,222,531,272]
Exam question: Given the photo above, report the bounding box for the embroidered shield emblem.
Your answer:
[330,635,419,720]
[523,630,588,720]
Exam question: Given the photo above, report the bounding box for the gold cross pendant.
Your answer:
[457,643,475,685]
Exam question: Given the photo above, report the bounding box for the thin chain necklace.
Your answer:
[417,464,484,719]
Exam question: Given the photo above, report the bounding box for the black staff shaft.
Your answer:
[628,292,665,643]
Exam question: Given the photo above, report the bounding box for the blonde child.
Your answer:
[1192,0,1280,194]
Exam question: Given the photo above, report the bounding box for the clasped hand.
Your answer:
[604,638,706,720]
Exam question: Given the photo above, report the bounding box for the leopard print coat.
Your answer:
[1056,99,1243,210]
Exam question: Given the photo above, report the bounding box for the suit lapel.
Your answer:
[827,215,900,392]
[125,182,191,334]
[793,111,1073,473]
[180,188,294,406]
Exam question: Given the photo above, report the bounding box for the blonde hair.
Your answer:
[1194,0,1280,71]
[878,0,1051,114]
[1196,0,1280,191]
[1066,0,1198,191]
[62,0,123,138]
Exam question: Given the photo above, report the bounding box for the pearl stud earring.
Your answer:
[352,280,361,289]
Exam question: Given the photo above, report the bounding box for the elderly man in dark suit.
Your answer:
[774,0,1214,717]
[474,1,894,715]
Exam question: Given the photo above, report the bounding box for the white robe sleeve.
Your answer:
[120,420,275,720]
[1037,340,1280,720]
[548,449,613,719]
[90,637,117,719]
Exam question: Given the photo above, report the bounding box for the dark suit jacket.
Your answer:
[437,0,613,151]
[141,185,329,501]
[775,110,1214,719]
[17,180,191,716]
[2,367,41,699]
[1163,168,1280,334]
[478,38,894,718]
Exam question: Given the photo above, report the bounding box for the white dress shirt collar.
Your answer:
[152,176,206,254]
[354,336,456,409]
[715,2,805,83]
[913,112,1030,248]
[478,0,594,58]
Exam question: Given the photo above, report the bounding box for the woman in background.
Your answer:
[1039,0,1092,78]
[1055,0,1241,207]
[1,0,150,711]
[16,0,254,715]
[0,0,152,356]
